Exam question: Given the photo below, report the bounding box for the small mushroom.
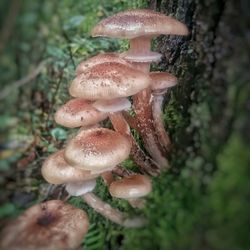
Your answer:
[63,177,146,228]
[0,200,89,250]
[54,98,108,128]
[150,72,178,153]
[109,174,151,208]
[64,127,131,173]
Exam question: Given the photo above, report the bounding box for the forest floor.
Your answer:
[0,1,249,250]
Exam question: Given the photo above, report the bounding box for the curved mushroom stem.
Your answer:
[132,64,169,168]
[82,192,146,228]
[152,94,172,154]
[109,112,160,175]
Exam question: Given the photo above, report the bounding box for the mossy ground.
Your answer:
[0,1,249,249]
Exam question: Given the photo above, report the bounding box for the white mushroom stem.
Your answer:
[82,192,146,228]
[109,112,160,175]
[152,94,172,153]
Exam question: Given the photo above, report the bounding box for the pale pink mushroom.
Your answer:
[0,200,89,250]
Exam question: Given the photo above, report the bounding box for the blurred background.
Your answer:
[0,0,249,249]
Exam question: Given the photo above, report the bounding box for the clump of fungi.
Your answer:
[0,9,188,249]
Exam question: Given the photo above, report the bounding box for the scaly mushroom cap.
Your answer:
[76,52,131,75]
[0,200,89,250]
[64,127,131,171]
[69,62,151,100]
[92,9,188,39]
[150,72,177,94]
[109,174,152,199]
[54,98,108,128]
[41,150,98,185]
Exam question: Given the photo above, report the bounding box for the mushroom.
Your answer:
[41,151,144,227]
[150,72,178,153]
[69,62,150,100]
[41,150,99,184]
[0,200,89,250]
[92,9,188,63]
[109,174,151,208]
[65,179,146,228]
[70,61,160,174]
[76,52,131,75]
[64,127,131,173]
[92,9,188,168]
[54,98,108,128]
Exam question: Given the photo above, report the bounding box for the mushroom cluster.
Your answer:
[0,9,188,249]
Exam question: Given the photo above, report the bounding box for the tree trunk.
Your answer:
[148,0,249,171]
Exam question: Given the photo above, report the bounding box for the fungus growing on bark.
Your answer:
[92,9,188,168]
[39,7,189,234]
[0,200,89,250]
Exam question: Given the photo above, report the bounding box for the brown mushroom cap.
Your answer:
[54,98,108,128]
[109,174,152,199]
[150,72,177,94]
[76,52,131,75]
[41,150,98,185]
[0,200,89,250]
[69,62,151,100]
[64,127,131,171]
[92,9,188,39]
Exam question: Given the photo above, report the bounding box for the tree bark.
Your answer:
[148,0,250,171]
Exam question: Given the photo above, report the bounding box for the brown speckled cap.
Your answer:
[92,9,188,39]
[0,200,89,250]
[69,62,151,100]
[76,52,131,75]
[64,127,131,172]
[150,72,177,94]
[109,174,152,199]
[54,98,108,128]
[41,150,98,185]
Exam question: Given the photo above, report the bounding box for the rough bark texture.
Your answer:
[148,0,249,171]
